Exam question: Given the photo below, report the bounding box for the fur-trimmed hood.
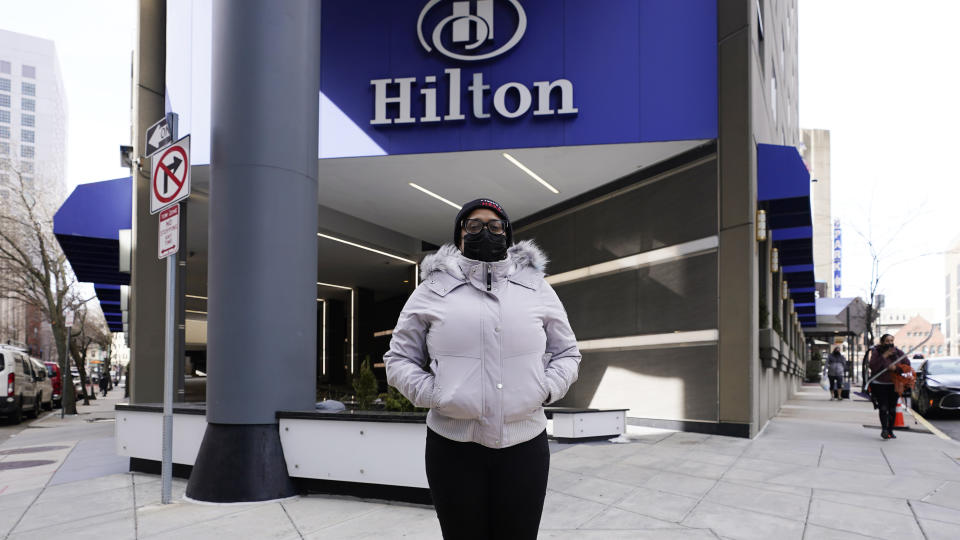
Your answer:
[420,239,548,282]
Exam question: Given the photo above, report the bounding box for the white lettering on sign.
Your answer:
[370,68,578,125]
[158,204,180,259]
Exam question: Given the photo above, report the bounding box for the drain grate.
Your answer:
[0,445,69,455]
[0,459,56,471]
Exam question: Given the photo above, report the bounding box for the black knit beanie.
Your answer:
[454,198,512,246]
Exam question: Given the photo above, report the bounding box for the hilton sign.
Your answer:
[371,0,578,125]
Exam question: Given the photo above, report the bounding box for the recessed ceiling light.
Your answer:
[317,281,353,291]
[317,233,417,265]
[502,153,559,194]
[409,182,462,210]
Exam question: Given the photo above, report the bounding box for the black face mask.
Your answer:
[461,229,508,262]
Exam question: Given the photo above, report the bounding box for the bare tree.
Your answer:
[69,307,111,404]
[0,162,84,414]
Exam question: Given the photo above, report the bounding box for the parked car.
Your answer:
[44,361,62,408]
[912,357,960,415]
[30,357,53,411]
[0,345,41,423]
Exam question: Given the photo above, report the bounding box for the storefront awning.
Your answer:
[758,143,816,326]
[54,177,131,332]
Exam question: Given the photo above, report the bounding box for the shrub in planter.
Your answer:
[806,351,823,383]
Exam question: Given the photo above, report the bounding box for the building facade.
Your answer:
[55,2,813,458]
[0,29,68,357]
[946,234,960,355]
[893,316,946,358]
[801,128,832,296]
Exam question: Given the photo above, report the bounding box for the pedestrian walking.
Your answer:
[99,372,109,397]
[869,334,910,440]
[385,198,581,540]
[826,346,846,400]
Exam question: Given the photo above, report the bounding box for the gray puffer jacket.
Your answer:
[384,240,581,449]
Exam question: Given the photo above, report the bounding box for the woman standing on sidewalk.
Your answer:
[826,347,846,400]
[385,198,581,540]
[869,334,909,440]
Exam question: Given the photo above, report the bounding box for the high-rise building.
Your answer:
[801,128,832,296]
[945,234,960,355]
[0,29,68,356]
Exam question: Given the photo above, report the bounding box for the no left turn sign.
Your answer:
[150,135,191,214]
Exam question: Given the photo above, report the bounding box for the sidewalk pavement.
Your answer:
[2,385,960,539]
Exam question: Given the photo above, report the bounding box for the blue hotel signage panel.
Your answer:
[320,0,718,157]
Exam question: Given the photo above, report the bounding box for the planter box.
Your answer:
[760,328,781,369]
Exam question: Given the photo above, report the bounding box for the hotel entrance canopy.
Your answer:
[757,143,817,327]
[53,177,132,332]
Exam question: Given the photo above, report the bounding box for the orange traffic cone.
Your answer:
[893,398,906,429]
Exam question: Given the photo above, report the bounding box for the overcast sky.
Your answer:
[799,0,960,322]
[1,0,957,323]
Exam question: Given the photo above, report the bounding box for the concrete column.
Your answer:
[717,0,758,437]
[129,0,166,404]
[186,0,320,502]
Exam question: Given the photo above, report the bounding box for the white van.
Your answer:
[30,357,53,411]
[0,345,41,424]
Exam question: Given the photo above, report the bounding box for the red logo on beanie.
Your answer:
[479,199,503,214]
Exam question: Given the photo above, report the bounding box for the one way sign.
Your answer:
[150,135,191,214]
[144,114,177,157]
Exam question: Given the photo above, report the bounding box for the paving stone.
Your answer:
[555,474,636,505]
[742,448,821,467]
[614,486,700,522]
[6,506,135,540]
[919,517,960,540]
[14,483,133,533]
[586,461,660,487]
[538,491,608,530]
[140,501,300,540]
[547,468,588,492]
[806,498,924,540]
[136,500,255,537]
[704,481,809,521]
[684,448,742,466]
[578,506,685,529]
[908,499,960,525]
[682,500,804,540]
[813,488,912,516]
[644,471,716,498]
[802,523,878,539]
[281,496,389,535]
[921,481,960,511]
[538,529,716,539]
[300,501,441,540]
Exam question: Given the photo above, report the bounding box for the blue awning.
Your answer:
[54,177,131,332]
[758,143,816,325]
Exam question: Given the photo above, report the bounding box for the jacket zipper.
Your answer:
[486,263,492,291]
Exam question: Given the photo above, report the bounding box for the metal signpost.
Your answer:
[148,119,189,504]
[61,310,74,420]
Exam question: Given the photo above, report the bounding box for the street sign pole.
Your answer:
[161,237,176,504]
[156,122,183,506]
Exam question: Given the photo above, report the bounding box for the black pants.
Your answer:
[425,428,550,540]
[828,375,843,392]
[871,383,899,431]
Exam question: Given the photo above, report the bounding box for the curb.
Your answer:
[906,408,955,443]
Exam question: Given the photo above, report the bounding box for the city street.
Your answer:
[920,410,960,442]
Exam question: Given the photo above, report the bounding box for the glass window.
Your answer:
[0,78,9,92]
[46,365,56,377]
[0,142,8,155]
[0,110,9,123]
[22,114,34,127]
[22,129,33,143]
[0,126,8,139]
[22,82,35,97]
[22,98,34,112]
[0,94,8,107]
[0,60,10,74]
[21,145,34,159]
[22,65,35,78]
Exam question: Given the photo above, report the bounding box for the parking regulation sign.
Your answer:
[150,135,191,214]
[158,204,180,259]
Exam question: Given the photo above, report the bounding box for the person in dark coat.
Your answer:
[99,371,109,397]
[869,334,910,440]
[826,347,846,400]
